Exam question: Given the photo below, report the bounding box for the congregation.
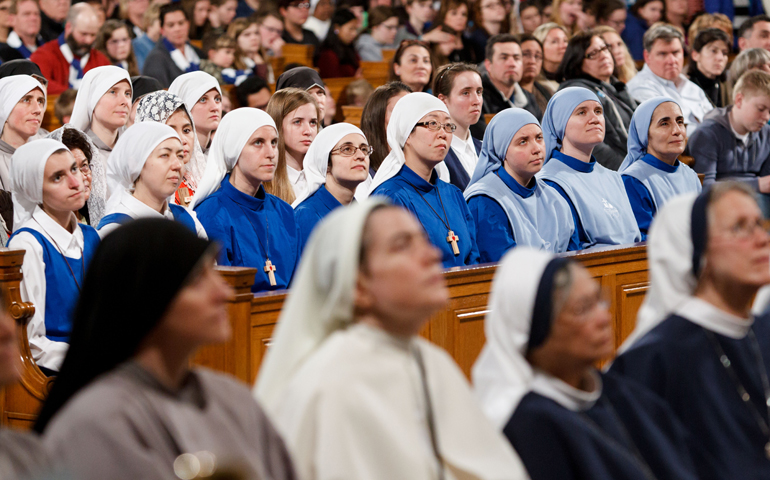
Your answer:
[1,0,770,478]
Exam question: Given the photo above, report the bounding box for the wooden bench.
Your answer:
[42,95,61,133]
[360,61,390,87]
[342,105,363,126]
[282,44,314,69]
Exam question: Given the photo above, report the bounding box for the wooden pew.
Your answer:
[194,243,649,384]
[282,44,314,68]
[360,61,390,87]
[484,113,495,125]
[42,95,62,133]
[342,105,363,126]
[382,49,396,63]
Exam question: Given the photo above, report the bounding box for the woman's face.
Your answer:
[646,101,685,161]
[520,5,542,34]
[505,122,545,181]
[479,0,506,24]
[234,125,279,184]
[692,40,729,80]
[637,0,663,26]
[444,3,468,33]
[93,80,132,131]
[259,15,284,48]
[193,0,210,26]
[42,151,86,217]
[564,100,605,150]
[543,27,568,67]
[601,31,626,70]
[191,88,222,135]
[136,137,184,201]
[166,108,195,165]
[403,110,452,166]
[393,45,432,91]
[558,0,582,26]
[520,39,543,84]
[385,91,408,127]
[337,18,358,45]
[355,207,447,336]
[282,103,319,160]
[70,147,91,200]
[307,85,327,121]
[372,16,399,45]
[442,71,482,131]
[328,133,370,187]
[217,0,237,25]
[581,36,614,82]
[106,26,132,62]
[237,23,261,54]
[5,87,45,141]
[665,0,687,18]
[601,7,626,34]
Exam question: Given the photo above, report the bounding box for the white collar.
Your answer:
[30,206,83,252]
[676,296,754,339]
[451,130,475,151]
[287,164,305,185]
[121,192,174,221]
[530,369,602,412]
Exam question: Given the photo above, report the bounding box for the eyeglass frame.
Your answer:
[584,43,612,61]
[330,144,374,156]
[414,120,457,134]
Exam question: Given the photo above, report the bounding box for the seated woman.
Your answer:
[255,200,527,480]
[95,20,140,76]
[293,123,371,250]
[97,122,207,239]
[191,108,300,293]
[168,71,222,159]
[473,247,700,480]
[611,185,770,480]
[70,66,133,226]
[465,109,579,262]
[228,18,271,82]
[538,87,641,249]
[620,97,701,239]
[388,40,435,94]
[35,219,298,480]
[0,75,46,232]
[361,81,412,174]
[355,6,399,62]
[135,90,204,207]
[558,31,637,171]
[8,139,99,374]
[594,25,637,85]
[622,0,664,60]
[518,34,554,119]
[266,88,321,204]
[687,28,731,108]
[434,62,483,190]
[316,8,361,79]
[370,92,479,267]
[47,125,98,225]
[466,0,508,62]
[275,67,328,125]
[427,0,476,64]
[533,23,568,93]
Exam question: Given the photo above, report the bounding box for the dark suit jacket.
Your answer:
[444,136,482,191]
[142,40,205,88]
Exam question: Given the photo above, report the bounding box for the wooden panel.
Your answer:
[42,95,61,133]
[342,105,363,127]
[382,49,396,63]
[360,61,390,88]
[282,44,314,68]
[484,113,495,125]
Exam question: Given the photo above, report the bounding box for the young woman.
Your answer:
[664,0,687,36]
[558,31,637,171]
[207,0,238,36]
[266,88,321,204]
[595,0,626,34]
[293,123,371,249]
[388,40,435,93]
[0,75,46,232]
[533,23,568,92]
[275,67,327,124]
[135,90,206,207]
[687,28,731,108]
[69,66,133,227]
[473,247,701,480]
[361,81,412,173]
[228,18,271,82]
[34,218,298,480]
[622,0,664,60]
[168,71,222,156]
[316,8,361,78]
[465,109,579,262]
[47,125,98,225]
[186,0,212,40]
[8,139,99,374]
[256,10,286,57]
[620,97,701,238]
[429,0,475,63]
[594,25,637,84]
[355,6,399,62]
[192,108,300,293]
[434,62,483,190]
[512,0,544,35]
[519,34,553,117]
[255,200,527,480]
[538,87,641,248]
[550,0,581,34]
[95,20,140,77]
[467,0,508,62]
[369,92,479,267]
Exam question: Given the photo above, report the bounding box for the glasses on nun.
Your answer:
[721,218,770,241]
[562,292,610,321]
[331,144,374,156]
[415,121,457,134]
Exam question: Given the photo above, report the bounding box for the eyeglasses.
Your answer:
[288,2,310,8]
[261,25,283,35]
[415,120,457,133]
[720,218,770,241]
[563,295,609,320]
[522,51,543,61]
[331,144,374,156]
[481,1,504,9]
[80,163,91,175]
[584,43,612,60]
[107,38,131,46]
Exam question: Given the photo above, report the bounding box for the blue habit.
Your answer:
[505,371,700,480]
[621,154,701,239]
[294,185,342,252]
[9,226,100,342]
[96,204,198,233]
[371,164,480,268]
[194,174,300,293]
[465,167,580,263]
[611,314,770,480]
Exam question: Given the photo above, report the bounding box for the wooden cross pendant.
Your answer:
[264,259,277,286]
[446,230,460,256]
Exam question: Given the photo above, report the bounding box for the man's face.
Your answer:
[39,0,69,22]
[65,12,99,56]
[247,87,271,110]
[485,41,523,87]
[643,38,683,81]
[11,0,41,38]
[740,21,770,52]
[161,10,189,48]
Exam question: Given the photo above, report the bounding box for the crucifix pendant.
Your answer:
[446,230,460,256]
[264,259,277,287]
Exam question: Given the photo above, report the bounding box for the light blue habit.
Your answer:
[464,109,579,262]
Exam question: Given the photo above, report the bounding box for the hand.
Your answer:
[759,175,770,194]
[354,67,364,79]
[270,37,285,57]
[421,29,454,44]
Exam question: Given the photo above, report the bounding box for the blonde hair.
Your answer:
[687,13,733,46]
[265,88,321,204]
[549,0,577,35]
[532,22,569,45]
[733,69,770,103]
[592,25,637,84]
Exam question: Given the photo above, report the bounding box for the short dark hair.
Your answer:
[518,0,541,14]
[61,128,93,164]
[159,3,188,27]
[485,33,520,62]
[432,62,480,97]
[692,27,731,53]
[738,15,770,40]
[630,0,665,18]
[593,0,625,23]
[517,32,543,49]
[236,76,270,107]
[557,30,599,82]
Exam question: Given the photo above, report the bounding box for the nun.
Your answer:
[191,108,300,293]
[275,66,328,123]
[35,219,298,480]
[472,247,700,480]
[135,90,207,207]
[168,71,222,156]
[369,92,480,268]
[70,66,133,226]
[538,87,641,249]
[255,199,528,480]
[0,75,46,233]
[611,184,770,480]
[293,123,371,251]
[620,97,702,239]
[464,109,579,263]
[96,122,207,239]
[8,139,100,374]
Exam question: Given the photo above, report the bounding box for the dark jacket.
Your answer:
[481,72,542,119]
[688,67,729,108]
[444,136,482,191]
[559,75,637,171]
[142,39,205,88]
[39,11,64,43]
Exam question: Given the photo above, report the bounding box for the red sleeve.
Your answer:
[31,41,69,95]
[317,49,343,78]
[86,50,113,69]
